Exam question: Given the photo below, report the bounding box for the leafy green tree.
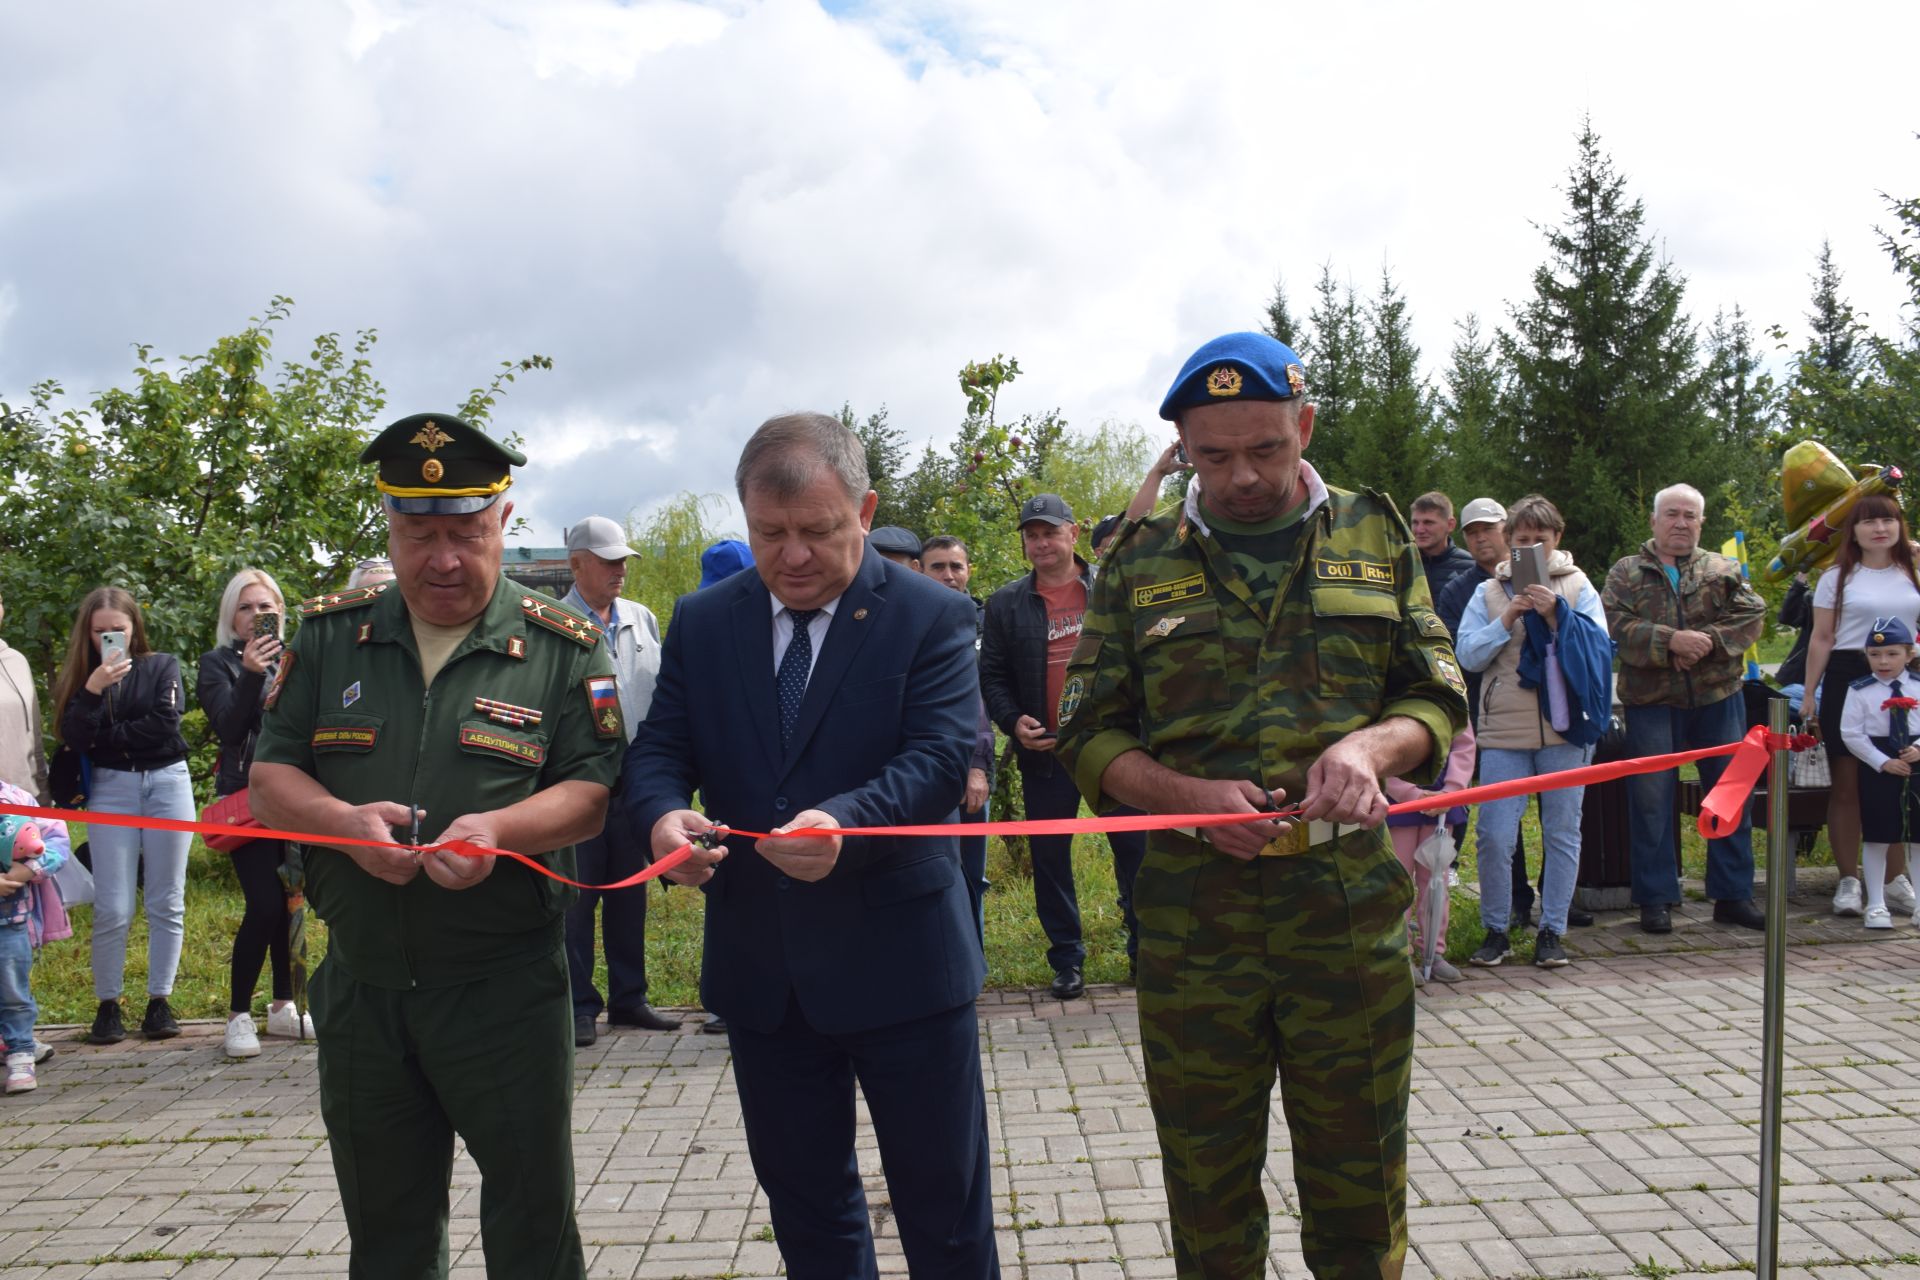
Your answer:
[0,298,548,774]
[1338,266,1440,508]
[1262,274,1301,349]
[622,491,742,624]
[1866,159,1920,522]
[1496,122,1708,569]
[1037,419,1162,533]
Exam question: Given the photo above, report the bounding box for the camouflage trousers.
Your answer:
[1135,828,1415,1280]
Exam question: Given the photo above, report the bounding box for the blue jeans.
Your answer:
[0,924,34,1056]
[1623,693,1755,905]
[88,761,194,1000]
[1476,742,1593,934]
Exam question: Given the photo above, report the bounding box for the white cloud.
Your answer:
[0,0,1915,548]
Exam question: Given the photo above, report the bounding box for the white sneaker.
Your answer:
[1834,876,1864,917]
[224,1013,261,1058]
[265,1005,315,1040]
[1866,905,1894,930]
[5,1052,35,1094]
[1888,874,1917,916]
[30,1040,53,1064]
[1446,868,1461,889]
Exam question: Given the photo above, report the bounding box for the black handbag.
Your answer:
[47,743,87,809]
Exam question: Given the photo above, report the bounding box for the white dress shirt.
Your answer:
[1841,673,1916,774]
[769,594,841,684]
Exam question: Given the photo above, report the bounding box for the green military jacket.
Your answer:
[1602,540,1766,710]
[1053,473,1468,821]
[254,576,622,989]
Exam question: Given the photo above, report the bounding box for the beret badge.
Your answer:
[1286,363,1308,395]
[1206,366,1243,398]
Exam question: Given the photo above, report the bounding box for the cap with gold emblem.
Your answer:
[359,412,527,515]
[1157,331,1309,422]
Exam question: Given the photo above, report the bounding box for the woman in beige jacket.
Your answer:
[1453,495,1609,970]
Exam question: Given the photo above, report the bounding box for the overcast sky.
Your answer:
[3,0,1915,545]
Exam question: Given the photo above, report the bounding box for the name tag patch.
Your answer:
[459,727,546,765]
[1316,559,1394,587]
[312,725,376,751]
[1134,574,1208,608]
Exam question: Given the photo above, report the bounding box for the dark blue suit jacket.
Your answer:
[625,547,985,1036]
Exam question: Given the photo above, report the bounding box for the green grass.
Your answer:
[35,767,1832,1024]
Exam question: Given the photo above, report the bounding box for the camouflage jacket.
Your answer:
[1601,540,1766,709]
[1052,465,1468,825]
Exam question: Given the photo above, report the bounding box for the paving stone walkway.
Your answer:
[7,886,1920,1279]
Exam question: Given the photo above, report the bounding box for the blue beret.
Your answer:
[1867,616,1915,648]
[1158,331,1309,422]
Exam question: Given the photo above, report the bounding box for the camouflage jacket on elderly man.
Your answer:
[1601,540,1766,710]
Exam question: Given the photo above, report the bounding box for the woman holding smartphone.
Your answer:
[52,587,192,1044]
[198,569,311,1057]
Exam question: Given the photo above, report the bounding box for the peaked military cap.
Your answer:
[1158,331,1310,421]
[360,412,527,515]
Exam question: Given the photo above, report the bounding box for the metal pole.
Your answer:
[1756,698,1791,1278]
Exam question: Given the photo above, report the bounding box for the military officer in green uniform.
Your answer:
[252,412,622,1280]
[1052,333,1467,1280]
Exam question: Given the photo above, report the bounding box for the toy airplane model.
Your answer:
[1762,441,1904,582]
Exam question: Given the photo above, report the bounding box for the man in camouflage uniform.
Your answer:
[253,413,622,1280]
[1053,332,1467,1279]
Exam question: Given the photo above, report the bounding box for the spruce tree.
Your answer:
[1341,266,1439,509]
[1437,313,1510,504]
[1497,121,1706,569]
[1700,306,1779,541]
[1303,264,1367,484]
[1776,241,1881,465]
[1263,274,1302,350]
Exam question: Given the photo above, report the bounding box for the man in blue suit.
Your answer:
[625,412,997,1280]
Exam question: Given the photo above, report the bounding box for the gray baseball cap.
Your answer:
[565,515,639,560]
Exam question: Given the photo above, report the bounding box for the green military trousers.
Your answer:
[1135,829,1415,1280]
[310,948,586,1280]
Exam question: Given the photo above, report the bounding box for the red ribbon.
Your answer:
[0,726,1805,889]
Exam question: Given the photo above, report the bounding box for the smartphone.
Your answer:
[253,612,279,640]
[1510,545,1549,595]
[1174,441,1189,466]
[99,630,129,668]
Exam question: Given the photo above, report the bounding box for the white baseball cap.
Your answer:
[565,515,639,560]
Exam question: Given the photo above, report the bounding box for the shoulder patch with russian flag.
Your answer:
[584,675,622,738]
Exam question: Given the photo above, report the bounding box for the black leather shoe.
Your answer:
[140,997,179,1041]
[1713,898,1766,930]
[1567,908,1596,928]
[88,999,125,1045]
[1050,967,1085,1001]
[574,1014,597,1048]
[1640,903,1673,934]
[701,1015,728,1036]
[607,1003,683,1031]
